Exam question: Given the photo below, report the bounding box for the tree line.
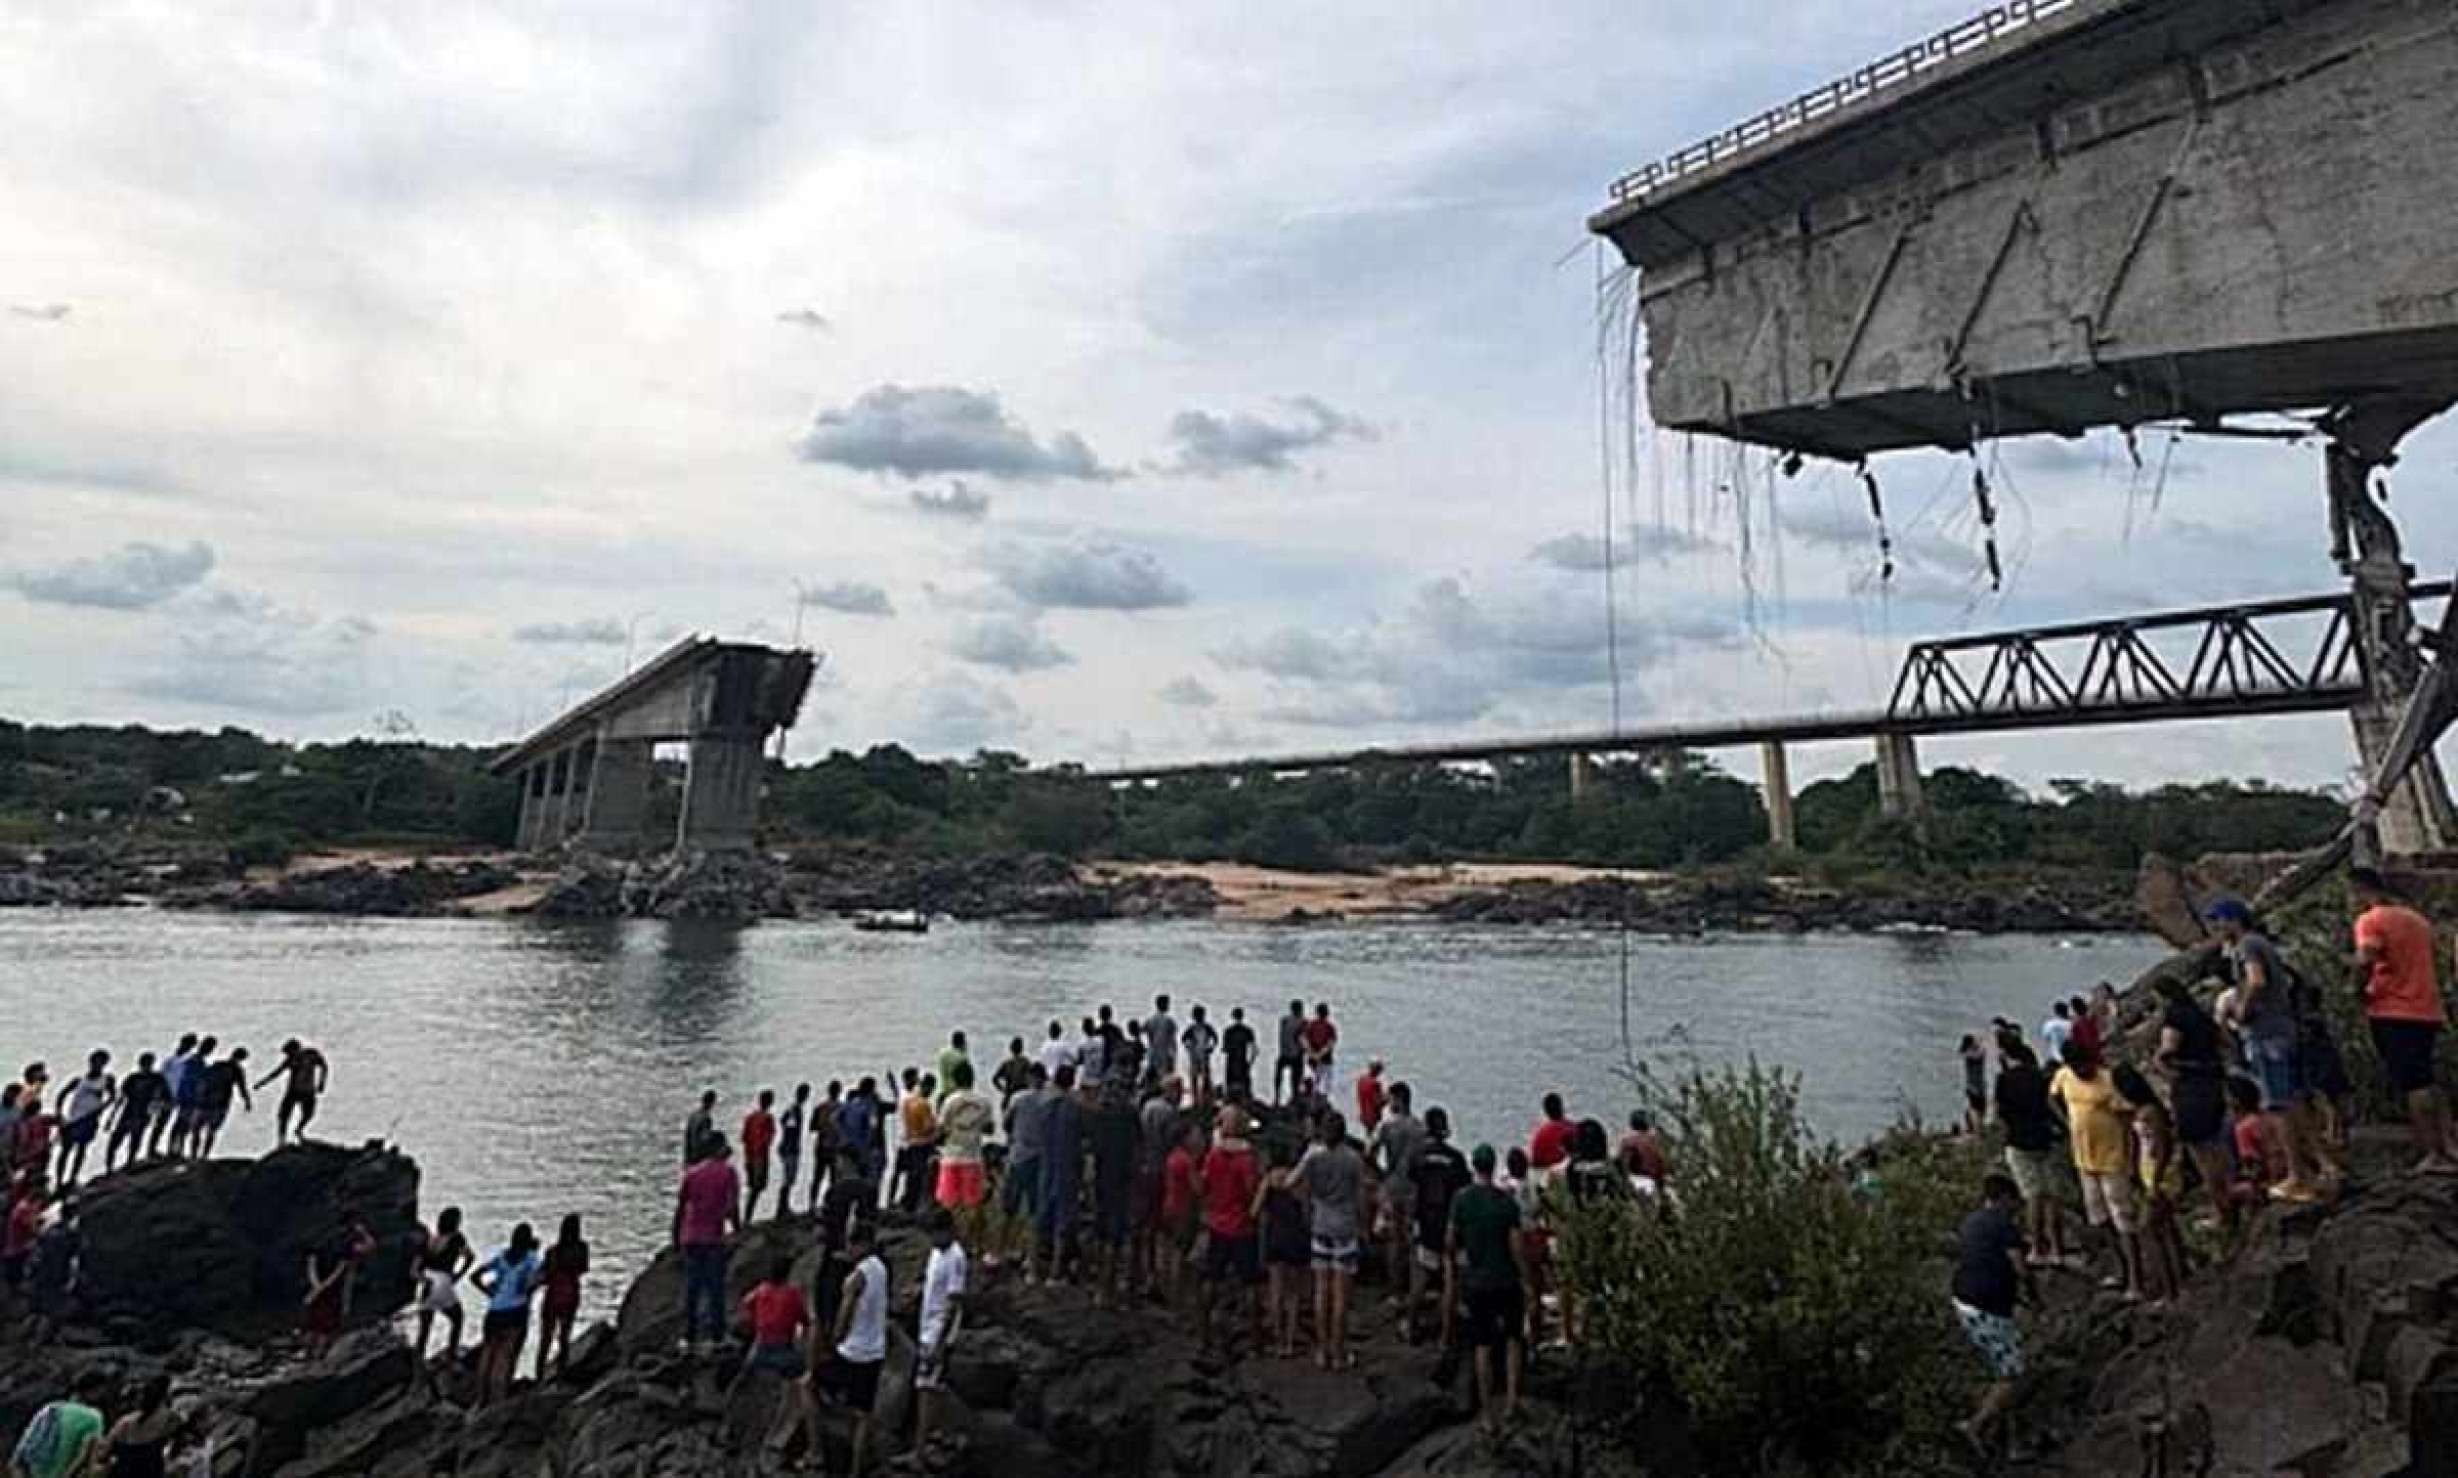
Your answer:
[2,718,2348,874]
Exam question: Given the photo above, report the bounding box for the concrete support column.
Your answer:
[678,735,763,851]
[1761,740,1797,852]
[1568,752,1598,802]
[581,737,654,852]
[515,763,547,851]
[1873,732,1926,829]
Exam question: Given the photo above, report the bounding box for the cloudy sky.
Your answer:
[4,1,2451,794]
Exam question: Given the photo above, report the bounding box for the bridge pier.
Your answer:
[1568,752,1597,802]
[2329,405,2458,855]
[1873,732,1926,834]
[679,735,763,851]
[582,735,653,850]
[1760,740,1796,852]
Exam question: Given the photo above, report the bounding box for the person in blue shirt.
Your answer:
[471,1223,542,1408]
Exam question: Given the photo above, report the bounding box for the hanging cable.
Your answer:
[1859,460,1897,585]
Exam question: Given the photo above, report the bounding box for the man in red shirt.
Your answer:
[672,1137,742,1355]
[1355,1061,1387,1133]
[2,1174,44,1287]
[1303,1005,1340,1103]
[1529,1093,1574,1172]
[734,1254,817,1464]
[742,1091,779,1223]
[2350,868,2458,1173]
[1193,1105,1262,1356]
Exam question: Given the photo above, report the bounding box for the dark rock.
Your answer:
[79,1142,421,1335]
[266,1390,446,1478]
[215,860,520,918]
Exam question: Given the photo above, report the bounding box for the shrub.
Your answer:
[1556,1061,1980,1477]
[227,828,295,869]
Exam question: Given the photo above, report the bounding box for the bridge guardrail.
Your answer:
[1605,0,2077,204]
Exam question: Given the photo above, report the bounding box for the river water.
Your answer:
[0,909,2156,1315]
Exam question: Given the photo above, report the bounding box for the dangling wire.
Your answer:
[1859,460,1897,585]
[1970,454,2004,592]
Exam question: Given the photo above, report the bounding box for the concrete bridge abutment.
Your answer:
[1873,732,1926,836]
[1761,740,1796,852]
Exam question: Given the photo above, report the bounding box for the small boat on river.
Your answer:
[851,909,930,934]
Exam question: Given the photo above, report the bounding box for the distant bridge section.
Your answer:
[1089,584,2451,849]
[1590,0,2458,459]
[490,638,817,853]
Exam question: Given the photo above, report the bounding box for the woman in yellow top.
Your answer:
[2047,1043,2144,1302]
[2117,1064,2184,1307]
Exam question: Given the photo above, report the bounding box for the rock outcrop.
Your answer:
[1433,870,2135,933]
[76,1141,421,1338]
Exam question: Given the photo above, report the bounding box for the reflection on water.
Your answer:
[0,910,2157,1316]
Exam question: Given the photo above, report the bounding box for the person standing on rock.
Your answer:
[933,1062,995,1239]
[53,1051,114,1189]
[895,1073,940,1216]
[535,1214,590,1381]
[992,1037,1033,1115]
[413,1206,475,1373]
[1407,1107,1471,1346]
[1194,1103,1262,1356]
[1275,1000,1307,1106]
[2038,1002,2073,1078]
[912,1209,969,1454]
[1145,995,1180,1088]
[257,1039,329,1146]
[1950,1172,2035,1457]
[301,1217,374,1358]
[1959,1035,1989,1136]
[167,1038,211,1158]
[683,1090,719,1168]
[998,1064,1053,1271]
[2206,899,2329,1203]
[1037,1020,1077,1083]
[776,1084,808,1218]
[148,1035,196,1160]
[1302,1004,1340,1104]
[936,1032,971,1100]
[471,1222,544,1406]
[742,1090,779,1223]
[734,1254,817,1466]
[1222,1007,1258,1105]
[671,1135,742,1355]
[1,1172,44,1289]
[1034,1064,1086,1286]
[822,1221,890,1478]
[1367,1082,1424,1306]
[2048,1042,2143,1301]
[105,1052,165,1175]
[805,1081,842,1214]
[1181,1007,1219,1108]
[2348,867,2458,1174]
[192,1046,250,1159]
[1447,1144,1528,1435]
[2149,978,2235,1230]
[1290,1110,1370,1372]
[1990,1037,2069,1269]
[1355,1060,1387,1135]
[1089,1053,1142,1307]
[836,1078,883,1190]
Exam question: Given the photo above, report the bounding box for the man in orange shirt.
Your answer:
[2349,868,2458,1174]
[741,1090,779,1223]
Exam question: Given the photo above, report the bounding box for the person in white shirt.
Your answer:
[914,1210,970,1450]
[825,1222,890,1478]
[57,1050,117,1188]
[1037,1020,1078,1081]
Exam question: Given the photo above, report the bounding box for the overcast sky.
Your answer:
[5,2,2452,794]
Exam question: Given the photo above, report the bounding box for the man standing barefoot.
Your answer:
[1447,1144,1527,1435]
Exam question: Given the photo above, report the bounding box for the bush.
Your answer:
[227,828,295,869]
[1556,1062,1980,1477]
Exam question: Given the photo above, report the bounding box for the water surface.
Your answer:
[0,910,2157,1314]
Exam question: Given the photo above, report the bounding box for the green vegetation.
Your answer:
[1556,1062,1991,1477]
[3,716,2348,875]
[0,719,520,856]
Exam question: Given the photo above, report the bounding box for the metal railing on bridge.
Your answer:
[1604,0,2079,204]
[1886,584,2453,727]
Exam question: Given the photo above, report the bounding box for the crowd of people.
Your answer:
[628,994,1671,1471]
[3,1037,332,1324]
[1947,867,2458,1455]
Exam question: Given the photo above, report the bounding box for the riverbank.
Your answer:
[0,840,2147,934]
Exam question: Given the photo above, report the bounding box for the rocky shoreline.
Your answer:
[0,1139,1608,1478]
[0,840,2146,934]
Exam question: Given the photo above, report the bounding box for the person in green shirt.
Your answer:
[934,1033,971,1104]
[1446,1144,1529,1435]
[10,1370,109,1478]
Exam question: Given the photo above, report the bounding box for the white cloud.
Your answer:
[10,540,214,609]
[799,581,894,617]
[797,385,1117,483]
[1161,396,1375,477]
[511,618,627,645]
[948,616,1071,672]
[980,542,1191,610]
